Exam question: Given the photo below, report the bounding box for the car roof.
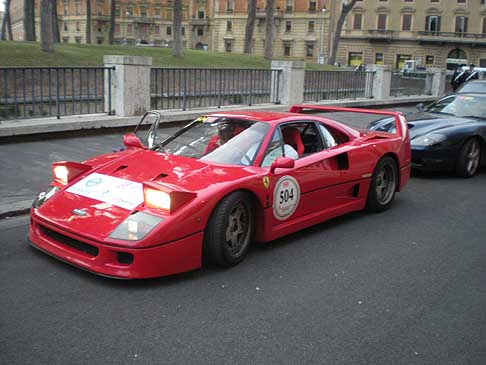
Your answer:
[206,110,301,124]
[457,80,486,94]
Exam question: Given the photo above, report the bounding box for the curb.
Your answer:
[0,199,32,219]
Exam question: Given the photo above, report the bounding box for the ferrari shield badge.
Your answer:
[273,176,300,220]
[262,176,270,189]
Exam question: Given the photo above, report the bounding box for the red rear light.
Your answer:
[52,161,92,185]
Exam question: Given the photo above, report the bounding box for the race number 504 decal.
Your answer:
[273,176,301,220]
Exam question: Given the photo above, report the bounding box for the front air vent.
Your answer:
[39,225,99,257]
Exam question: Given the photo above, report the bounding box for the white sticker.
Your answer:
[273,175,301,220]
[66,173,144,211]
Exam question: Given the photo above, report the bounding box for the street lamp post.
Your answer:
[318,6,327,64]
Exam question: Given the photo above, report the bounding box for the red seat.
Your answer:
[282,128,304,156]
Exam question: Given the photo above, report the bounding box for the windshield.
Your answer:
[426,95,486,118]
[457,82,486,94]
[156,117,269,166]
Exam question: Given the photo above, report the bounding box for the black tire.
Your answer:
[203,192,254,267]
[366,156,398,213]
[455,138,481,178]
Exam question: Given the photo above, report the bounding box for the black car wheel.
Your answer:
[366,156,398,213]
[456,138,481,178]
[204,192,254,267]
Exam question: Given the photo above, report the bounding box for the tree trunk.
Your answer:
[109,0,115,44]
[243,0,257,54]
[172,0,183,57]
[24,0,36,41]
[40,0,54,52]
[51,0,60,43]
[328,0,358,65]
[86,0,91,44]
[264,0,275,60]
[1,0,13,40]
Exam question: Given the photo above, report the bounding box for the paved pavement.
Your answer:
[2,172,486,364]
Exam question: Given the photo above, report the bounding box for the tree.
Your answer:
[243,0,257,54]
[172,0,183,57]
[1,0,13,41]
[328,0,358,65]
[24,0,36,41]
[86,0,91,44]
[109,0,115,44]
[52,0,60,43]
[264,0,275,60]
[40,0,54,52]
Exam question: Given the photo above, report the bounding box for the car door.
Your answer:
[263,120,358,227]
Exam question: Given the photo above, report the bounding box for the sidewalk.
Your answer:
[0,96,435,218]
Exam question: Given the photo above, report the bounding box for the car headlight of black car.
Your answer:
[32,185,60,208]
[109,211,164,241]
[411,133,447,147]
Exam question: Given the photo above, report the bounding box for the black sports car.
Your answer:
[368,93,486,177]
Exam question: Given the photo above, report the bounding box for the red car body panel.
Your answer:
[29,105,411,279]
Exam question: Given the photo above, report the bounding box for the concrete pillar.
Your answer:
[428,68,447,97]
[271,60,305,105]
[104,55,152,117]
[367,65,392,99]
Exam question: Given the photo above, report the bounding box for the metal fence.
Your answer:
[0,67,114,120]
[304,71,374,102]
[150,68,281,110]
[390,72,428,97]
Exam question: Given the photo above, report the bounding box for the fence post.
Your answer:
[103,55,152,116]
[428,68,446,97]
[271,60,305,105]
[367,65,391,99]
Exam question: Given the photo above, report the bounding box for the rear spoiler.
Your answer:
[289,104,408,139]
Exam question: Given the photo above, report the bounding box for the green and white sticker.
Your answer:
[273,175,300,220]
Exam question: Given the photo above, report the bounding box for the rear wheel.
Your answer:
[456,138,481,178]
[366,156,398,213]
[203,192,254,267]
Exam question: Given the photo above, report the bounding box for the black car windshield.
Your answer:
[426,95,486,118]
[457,81,486,94]
[157,116,269,166]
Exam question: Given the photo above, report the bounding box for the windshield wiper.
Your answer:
[427,111,455,116]
[459,115,486,120]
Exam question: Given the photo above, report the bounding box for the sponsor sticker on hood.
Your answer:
[66,173,144,210]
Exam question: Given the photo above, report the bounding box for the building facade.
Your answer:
[338,0,486,69]
[9,0,331,61]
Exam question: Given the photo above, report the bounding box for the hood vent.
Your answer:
[112,165,128,173]
[152,173,168,181]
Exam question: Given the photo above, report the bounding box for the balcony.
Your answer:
[256,10,283,19]
[190,17,210,26]
[416,31,486,46]
[133,16,153,24]
[366,29,395,43]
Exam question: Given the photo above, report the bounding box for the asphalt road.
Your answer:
[2,172,486,364]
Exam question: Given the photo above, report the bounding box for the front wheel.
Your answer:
[203,192,254,267]
[366,156,398,213]
[456,138,481,178]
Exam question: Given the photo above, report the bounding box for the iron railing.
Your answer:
[304,70,374,102]
[0,67,115,120]
[150,68,281,110]
[390,71,428,97]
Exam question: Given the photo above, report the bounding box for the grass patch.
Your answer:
[0,41,338,70]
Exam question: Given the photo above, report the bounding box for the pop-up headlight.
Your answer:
[109,211,164,241]
[52,161,92,185]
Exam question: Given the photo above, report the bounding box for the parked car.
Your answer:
[368,93,486,177]
[456,80,486,94]
[30,106,411,279]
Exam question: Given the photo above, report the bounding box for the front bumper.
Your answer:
[29,214,203,279]
[411,146,457,171]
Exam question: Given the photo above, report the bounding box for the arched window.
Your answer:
[446,49,468,70]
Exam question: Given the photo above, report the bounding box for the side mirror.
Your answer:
[416,103,425,112]
[123,133,146,149]
[270,157,295,174]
